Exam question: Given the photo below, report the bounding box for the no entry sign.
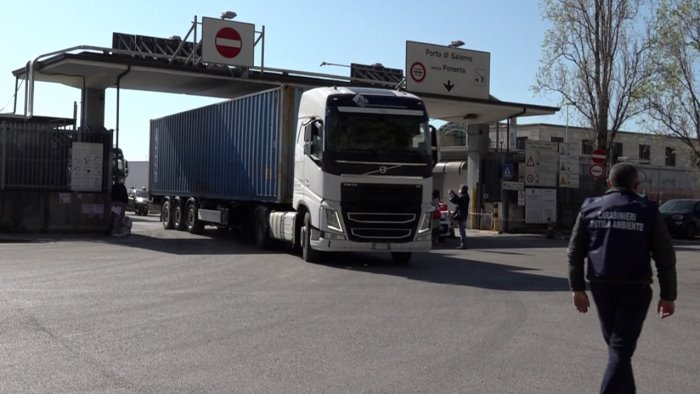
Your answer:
[591,148,607,164]
[589,163,605,179]
[215,27,242,58]
[201,17,254,67]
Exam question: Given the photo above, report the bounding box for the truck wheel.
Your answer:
[254,208,272,249]
[186,202,204,234]
[174,203,186,231]
[293,213,304,253]
[162,200,174,229]
[391,252,412,265]
[302,212,320,263]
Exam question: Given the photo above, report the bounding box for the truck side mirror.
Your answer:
[303,123,313,142]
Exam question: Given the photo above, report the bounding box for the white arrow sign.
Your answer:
[405,41,490,99]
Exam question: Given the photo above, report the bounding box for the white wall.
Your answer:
[126,161,149,191]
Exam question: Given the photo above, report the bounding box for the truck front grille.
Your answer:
[340,183,422,243]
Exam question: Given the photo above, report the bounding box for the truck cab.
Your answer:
[292,87,435,263]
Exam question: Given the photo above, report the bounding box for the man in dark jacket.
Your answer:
[568,162,677,393]
[449,184,470,249]
[110,175,129,237]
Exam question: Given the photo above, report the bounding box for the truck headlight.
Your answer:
[671,214,684,220]
[324,207,344,233]
[418,212,432,233]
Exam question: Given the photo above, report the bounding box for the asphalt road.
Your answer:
[1,214,698,393]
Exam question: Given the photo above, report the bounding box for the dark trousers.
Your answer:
[590,282,652,394]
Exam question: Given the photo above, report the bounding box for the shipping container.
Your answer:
[149,86,304,203]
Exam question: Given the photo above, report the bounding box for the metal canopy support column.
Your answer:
[466,124,489,228]
[83,88,106,131]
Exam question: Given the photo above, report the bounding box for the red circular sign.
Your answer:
[589,163,605,179]
[410,62,426,82]
[591,148,607,164]
[215,27,242,58]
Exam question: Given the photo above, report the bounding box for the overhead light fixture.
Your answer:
[221,11,237,20]
[320,61,350,68]
[448,40,465,48]
[463,113,478,120]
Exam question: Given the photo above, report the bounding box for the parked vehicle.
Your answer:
[659,199,700,239]
[150,86,439,263]
[438,202,452,240]
[128,188,150,216]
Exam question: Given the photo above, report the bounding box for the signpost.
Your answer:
[502,163,515,181]
[525,188,557,223]
[405,41,490,99]
[558,141,580,188]
[502,181,524,191]
[201,17,255,67]
[71,142,103,192]
[589,163,605,179]
[591,148,607,164]
[524,140,558,187]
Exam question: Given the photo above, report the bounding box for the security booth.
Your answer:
[0,115,113,232]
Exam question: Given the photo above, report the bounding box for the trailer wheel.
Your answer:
[161,200,174,229]
[391,252,412,265]
[174,202,186,231]
[186,202,204,234]
[302,212,320,263]
[254,208,272,249]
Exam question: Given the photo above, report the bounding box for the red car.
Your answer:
[438,202,453,240]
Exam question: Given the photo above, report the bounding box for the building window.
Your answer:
[638,144,650,162]
[516,136,528,150]
[612,142,623,163]
[582,139,594,155]
[665,147,676,167]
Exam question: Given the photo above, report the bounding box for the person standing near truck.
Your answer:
[567,162,677,393]
[110,176,129,237]
[449,185,470,249]
[431,189,442,245]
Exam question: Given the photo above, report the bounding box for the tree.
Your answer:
[646,0,700,168]
[534,0,653,169]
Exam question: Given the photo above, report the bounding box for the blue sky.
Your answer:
[0,0,562,161]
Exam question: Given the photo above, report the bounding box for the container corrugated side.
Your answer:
[149,87,302,203]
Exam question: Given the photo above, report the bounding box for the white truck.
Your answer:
[150,85,437,263]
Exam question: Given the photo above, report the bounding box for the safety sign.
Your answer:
[201,17,255,67]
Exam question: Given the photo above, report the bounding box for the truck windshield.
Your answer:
[325,113,430,156]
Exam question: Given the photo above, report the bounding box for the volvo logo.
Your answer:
[379,166,387,174]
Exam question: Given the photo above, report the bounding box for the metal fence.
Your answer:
[1,121,112,191]
[478,152,700,231]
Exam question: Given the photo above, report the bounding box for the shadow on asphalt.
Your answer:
[313,251,570,292]
[0,226,266,256]
[432,234,570,250]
